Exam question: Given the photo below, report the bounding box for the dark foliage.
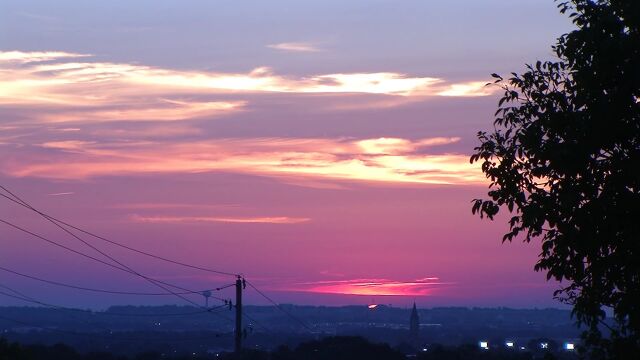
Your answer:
[1,337,578,360]
[0,338,127,360]
[416,344,533,360]
[0,337,403,360]
[471,0,639,358]
[271,336,404,360]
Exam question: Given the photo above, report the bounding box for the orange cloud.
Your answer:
[285,278,446,296]
[1,52,492,187]
[356,137,460,155]
[437,81,494,97]
[3,137,485,186]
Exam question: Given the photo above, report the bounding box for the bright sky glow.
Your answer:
[0,0,573,309]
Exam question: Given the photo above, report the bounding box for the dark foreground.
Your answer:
[1,336,579,360]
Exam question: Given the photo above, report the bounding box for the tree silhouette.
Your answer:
[286,336,405,360]
[471,0,639,358]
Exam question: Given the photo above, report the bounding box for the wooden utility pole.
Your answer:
[234,276,243,355]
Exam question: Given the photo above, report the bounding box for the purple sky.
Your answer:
[0,0,574,309]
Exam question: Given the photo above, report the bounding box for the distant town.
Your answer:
[1,305,581,358]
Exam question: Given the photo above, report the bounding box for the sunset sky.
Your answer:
[0,0,574,309]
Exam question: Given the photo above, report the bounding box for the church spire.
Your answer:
[409,302,420,345]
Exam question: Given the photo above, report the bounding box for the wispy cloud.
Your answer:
[4,136,484,186]
[47,192,74,196]
[283,277,447,296]
[41,140,94,151]
[437,81,493,97]
[39,100,246,123]
[267,42,322,53]
[16,12,59,22]
[114,202,239,210]
[87,124,201,138]
[0,50,88,63]
[0,51,490,188]
[0,50,497,125]
[130,215,310,224]
[356,137,460,155]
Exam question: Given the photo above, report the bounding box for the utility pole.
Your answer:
[234,276,243,355]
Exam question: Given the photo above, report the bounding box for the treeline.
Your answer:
[0,336,576,360]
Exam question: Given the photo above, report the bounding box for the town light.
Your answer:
[479,341,489,350]
[565,343,575,351]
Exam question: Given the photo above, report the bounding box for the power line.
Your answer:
[0,282,234,342]
[0,314,118,339]
[0,264,233,297]
[242,311,272,334]
[244,280,314,333]
[0,191,236,325]
[0,283,125,336]
[0,217,236,323]
[0,282,235,345]
[0,187,239,277]
[0,218,135,273]
[0,185,240,325]
[0,186,321,344]
[0,188,220,311]
[0,314,232,342]
[0,288,224,317]
[0,218,228,303]
[0,283,33,301]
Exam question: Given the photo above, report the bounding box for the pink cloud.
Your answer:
[129,214,310,224]
[39,100,246,123]
[46,192,74,196]
[40,140,95,151]
[113,202,239,210]
[282,277,448,296]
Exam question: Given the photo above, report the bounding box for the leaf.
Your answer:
[470,0,640,350]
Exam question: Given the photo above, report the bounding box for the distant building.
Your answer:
[409,302,420,345]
